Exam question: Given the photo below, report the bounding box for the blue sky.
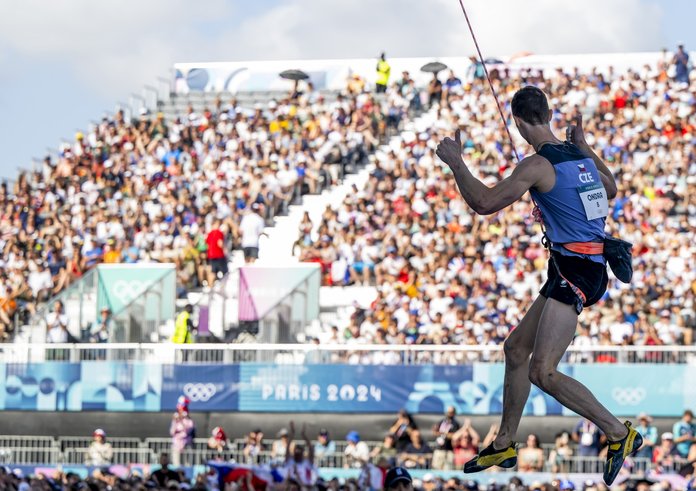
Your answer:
[0,0,694,179]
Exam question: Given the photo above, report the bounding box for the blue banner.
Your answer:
[237,364,565,415]
[0,362,692,416]
[161,365,239,411]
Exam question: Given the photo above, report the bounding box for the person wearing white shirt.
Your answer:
[393,299,412,330]
[27,262,53,300]
[239,204,267,263]
[344,432,370,468]
[429,287,453,316]
[46,301,70,343]
[609,312,634,344]
[283,423,317,487]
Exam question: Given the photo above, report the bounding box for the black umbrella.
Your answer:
[420,61,448,73]
[279,69,309,81]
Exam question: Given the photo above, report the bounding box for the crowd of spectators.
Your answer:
[1,47,693,349]
[207,408,695,489]
[0,68,417,342]
[300,47,695,353]
[3,407,696,490]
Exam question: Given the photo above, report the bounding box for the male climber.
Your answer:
[435,86,641,486]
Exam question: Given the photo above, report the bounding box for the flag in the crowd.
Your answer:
[208,461,284,490]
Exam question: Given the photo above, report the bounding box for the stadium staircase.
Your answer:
[160,90,439,342]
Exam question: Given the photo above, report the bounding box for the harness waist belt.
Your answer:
[562,241,604,255]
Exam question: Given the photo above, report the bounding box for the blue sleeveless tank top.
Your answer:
[529,142,607,264]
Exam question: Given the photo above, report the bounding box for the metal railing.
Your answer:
[28,268,99,341]
[64,448,156,465]
[2,343,696,365]
[0,435,688,476]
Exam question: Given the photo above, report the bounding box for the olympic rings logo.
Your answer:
[183,383,217,402]
[111,280,148,304]
[611,387,646,406]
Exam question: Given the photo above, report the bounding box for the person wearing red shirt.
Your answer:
[206,220,228,284]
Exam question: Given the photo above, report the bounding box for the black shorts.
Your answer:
[243,247,259,260]
[540,252,608,314]
[209,258,228,275]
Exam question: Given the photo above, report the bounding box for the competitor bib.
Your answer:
[577,183,608,221]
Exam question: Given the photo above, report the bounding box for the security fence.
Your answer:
[0,435,687,476]
[2,343,696,365]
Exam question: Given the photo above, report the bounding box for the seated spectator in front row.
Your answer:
[399,429,432,469]
[371,433,399,466]
[547,431,574,473]
[85,428,113,466]
[653,432,682,473]
[452,419,480,468]
[344,431,370,468]
[271,427,290,463]
[242,429,264,464]
[389,409,418,452]
[672,409,696,460]
[207,426,229,459]
[89,307,113,343]
[518,434,545,472]
[313,428,336,466]
[635,412,658,460]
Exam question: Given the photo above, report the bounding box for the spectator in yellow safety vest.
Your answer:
[376,52,391,93]
[172,304,195,344]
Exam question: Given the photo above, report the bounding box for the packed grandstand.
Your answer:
[0,53,693,349]
[0,45,694,491]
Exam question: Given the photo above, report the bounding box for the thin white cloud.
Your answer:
[0,0,665,97]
